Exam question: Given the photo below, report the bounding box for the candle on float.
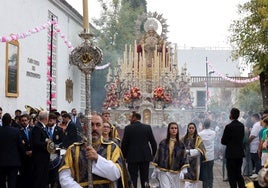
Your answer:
[107,67,111,82]
[83,0,89,32]
[161,42,164,69]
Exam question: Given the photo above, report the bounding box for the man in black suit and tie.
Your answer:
[0,113,23,188]
[61,113,78,149]
[121,111,157,188]
[71,108,83,142]
[19,114,34,188]
[31,111,50,188]
[47,113,64,188]
[221,108,245,188]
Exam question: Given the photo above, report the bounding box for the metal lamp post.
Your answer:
[206,57,209,111]
[69,0,102,187]
[205,56,215,112]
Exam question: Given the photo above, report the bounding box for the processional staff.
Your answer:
[69,0,102,187]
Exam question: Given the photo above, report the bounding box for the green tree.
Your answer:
[122,0,147,9]
[237,82,263,112]
[209,89,233,114]
[229,0,268,109]
[115,1,144,51]
[93,0,146,54]
[91,0,147,111]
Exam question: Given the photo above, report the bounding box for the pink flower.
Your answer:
[153,86,165,100]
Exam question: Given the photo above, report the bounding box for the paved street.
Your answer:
[136,159,264,187]
[213,159,230,188]
[138,159,230,187]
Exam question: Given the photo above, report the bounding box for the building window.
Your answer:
[197,91,206,107]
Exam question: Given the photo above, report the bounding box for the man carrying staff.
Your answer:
[59,113,130,188]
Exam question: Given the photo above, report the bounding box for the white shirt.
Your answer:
[59,155,120,188]
[199,128,216,161]
[249,121,262,153]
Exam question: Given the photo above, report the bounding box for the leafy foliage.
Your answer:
[237,82,263,112]
[229,0,268,109]
[209,89,234,114]
[229,0,268,74]
[91,0,147,111]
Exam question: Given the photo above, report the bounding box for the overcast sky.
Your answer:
[66,0,248,48]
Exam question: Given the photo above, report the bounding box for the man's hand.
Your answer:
[86,146,98,161]
[179,168,187,179]
[25,150,32,156]
[186,150,190,155]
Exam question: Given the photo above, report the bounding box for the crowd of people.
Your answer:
[1,106,268,188]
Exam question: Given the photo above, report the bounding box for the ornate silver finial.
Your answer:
[69,39,102,75]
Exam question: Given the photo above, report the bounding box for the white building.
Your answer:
[177,47,242,77]
[178,47,249,110]
[0,0,88,115]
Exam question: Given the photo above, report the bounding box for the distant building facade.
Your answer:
[0,0,89,114]
[177,47,250,111]
[178,47,243,77]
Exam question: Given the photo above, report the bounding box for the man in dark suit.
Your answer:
[31,111,50,188]
[11,109,22,129]
[0,113,23,188]
[121,111,157,188]
[0,107,3,126]
[19,114,34,188]
[71,108,83,142]
[47,113,64,188]
[61,113,78,149]
[221,108,245,188]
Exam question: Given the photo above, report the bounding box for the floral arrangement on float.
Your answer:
[130,86,142,99]
[153,86,172,104]
[124,86,142,104]
[153,86,165,101]
[102,83,118,109]
[163,93,171,104]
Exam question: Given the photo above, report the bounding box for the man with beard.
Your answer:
[59,114,130,188]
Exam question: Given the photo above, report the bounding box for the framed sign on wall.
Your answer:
[6,40,19,97]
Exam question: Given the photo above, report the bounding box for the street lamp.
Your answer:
[69,0,102,187]
[206,57,208,111]
[209,71,215,84]
[205,57,215,111]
